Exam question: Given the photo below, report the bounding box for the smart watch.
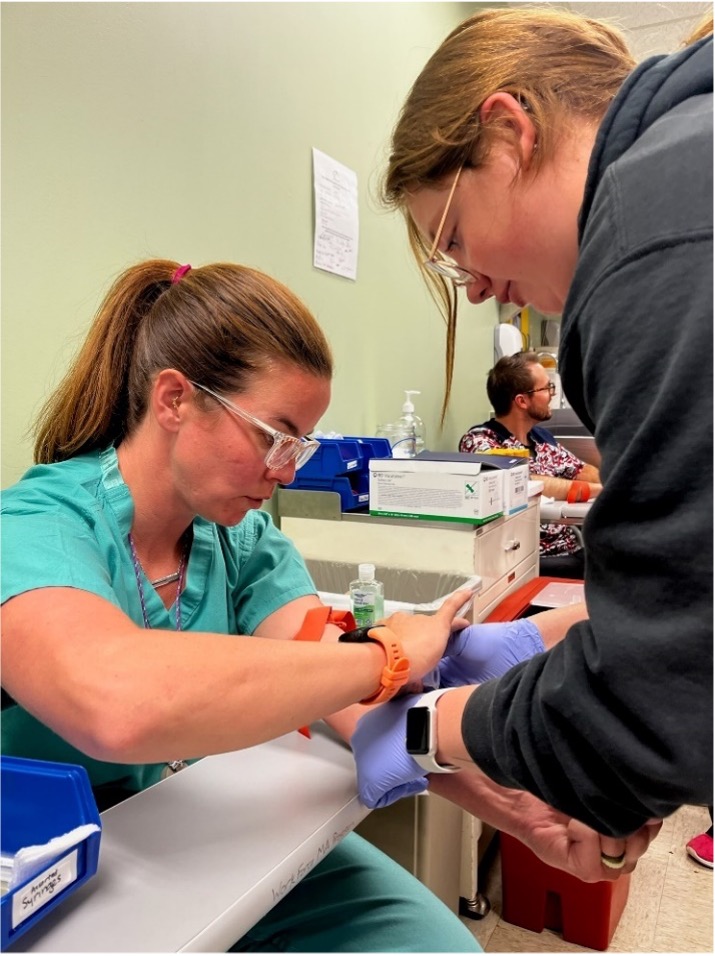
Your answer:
[338,624,410,704]
[405,688,459,774]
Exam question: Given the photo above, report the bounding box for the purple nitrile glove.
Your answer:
[351,693,428,809]
[438,619,545,688]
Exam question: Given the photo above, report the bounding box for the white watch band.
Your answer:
[409,688,459,774]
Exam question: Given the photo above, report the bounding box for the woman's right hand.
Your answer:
[380,589,474,679]
[438,618,546,687]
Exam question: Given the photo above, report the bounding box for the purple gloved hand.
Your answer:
[438,619,545,688]
[351,693,428,809]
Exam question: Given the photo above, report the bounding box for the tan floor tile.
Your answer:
[651,851,713,952]
[486,920,596,952]
[461,911,500,951]
[609,856,663,951]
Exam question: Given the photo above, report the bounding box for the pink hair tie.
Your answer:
[171,264,192,284]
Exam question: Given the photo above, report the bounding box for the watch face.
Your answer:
[405,706,431,755]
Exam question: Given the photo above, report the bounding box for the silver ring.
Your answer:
[600,851,626,869]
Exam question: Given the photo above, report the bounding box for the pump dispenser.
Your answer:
[392,390,425,458]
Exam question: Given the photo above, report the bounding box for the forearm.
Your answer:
[109,632,387,761]
[435,685,481,768]
[537,474,601,500]
[528,603,588,649]
[429,767,662,883]
[324,702,369,742]
[428,764,537,840]
[2,590,387,763]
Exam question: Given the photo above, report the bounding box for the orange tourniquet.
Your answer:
[294,606,356,737]
[567,479,590,503]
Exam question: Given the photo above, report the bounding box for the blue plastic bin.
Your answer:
[284,473,370,510]
[295,439,365,480]
[342,437,392,462]
[1,756,101,948]
[282,436,392,511]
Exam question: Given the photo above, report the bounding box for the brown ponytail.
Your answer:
[33,260,332,463]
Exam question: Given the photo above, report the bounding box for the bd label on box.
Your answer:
[12,849,78,929]
[369,460,503,524]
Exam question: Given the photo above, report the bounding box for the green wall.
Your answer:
[1,2,498,488]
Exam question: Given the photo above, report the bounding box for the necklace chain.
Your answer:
[128,531,191,776]
[128,532,189,631]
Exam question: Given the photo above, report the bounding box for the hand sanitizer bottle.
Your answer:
[349,564,385,627]
[391,390,425,458]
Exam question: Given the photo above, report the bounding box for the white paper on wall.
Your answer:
[312,148,358,280]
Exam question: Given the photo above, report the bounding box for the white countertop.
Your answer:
[12,727,368,953]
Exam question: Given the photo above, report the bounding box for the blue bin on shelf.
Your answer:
[295,439,365,480]
[1,756,102,949]
[284,473,370,510]
[283,436,392,511]
[342,436,392,461]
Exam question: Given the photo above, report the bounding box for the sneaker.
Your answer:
[686,833,714,868]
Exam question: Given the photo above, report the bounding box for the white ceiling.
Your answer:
[475,2,712,59]
[561,2,712,58]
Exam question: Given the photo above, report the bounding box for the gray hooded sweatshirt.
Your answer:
[463,37,713,836]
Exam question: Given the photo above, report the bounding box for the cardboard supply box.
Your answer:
[467,453,529,515]
[369,456,504,525]
[416,452,529,516]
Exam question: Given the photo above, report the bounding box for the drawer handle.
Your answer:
[504,539,521,552]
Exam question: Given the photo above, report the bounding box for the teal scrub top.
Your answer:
[1,446,317,791]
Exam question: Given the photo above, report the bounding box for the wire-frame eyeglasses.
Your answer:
[423,166,477,287]
[525,383,557,397]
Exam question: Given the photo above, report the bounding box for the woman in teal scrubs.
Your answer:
[1,258,478,952]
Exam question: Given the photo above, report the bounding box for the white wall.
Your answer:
[2,2,707,488]
[1,2,496,487]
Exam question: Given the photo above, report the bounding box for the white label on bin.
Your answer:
[11,849,78,928]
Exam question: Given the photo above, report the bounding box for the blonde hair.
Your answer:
[33,260,333,463]
[682,14,713,46]
[382,7,635,420]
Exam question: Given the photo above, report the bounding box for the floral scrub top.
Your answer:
[459,419,584,556]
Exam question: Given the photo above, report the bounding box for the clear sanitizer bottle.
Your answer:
[349,564,385,627]
[391,390,425,458]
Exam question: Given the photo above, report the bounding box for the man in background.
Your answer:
[460,352,601,579]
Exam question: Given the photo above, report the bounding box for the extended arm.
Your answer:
[536,472,601,500]
[1,586,467,764]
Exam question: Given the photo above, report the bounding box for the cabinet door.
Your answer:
[473,504,539,589]
[471,503,539,620]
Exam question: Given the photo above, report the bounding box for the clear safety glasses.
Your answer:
[423,166,476,287]
[190,382,320,471]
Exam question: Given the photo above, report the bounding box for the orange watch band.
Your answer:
[357,625,411,705]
